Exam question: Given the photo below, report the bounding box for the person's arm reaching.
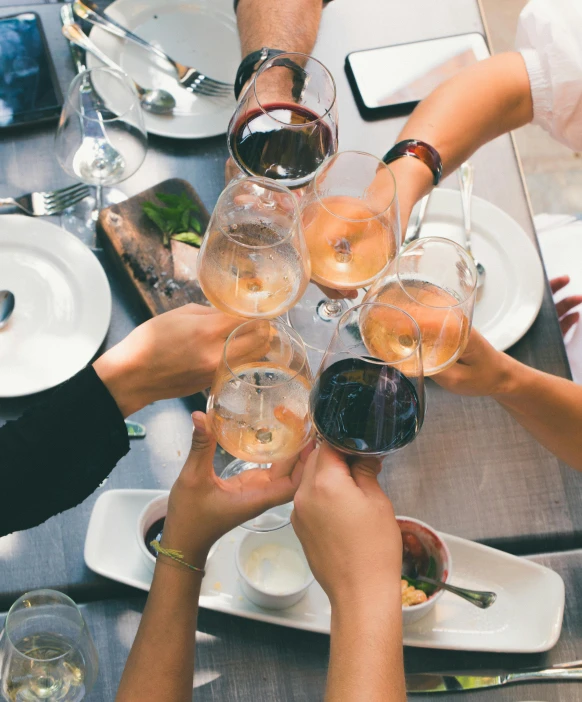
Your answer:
[433,329,582,471]
[292,444,406,702]
[116,412,311,702]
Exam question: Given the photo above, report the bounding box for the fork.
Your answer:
[0,184,90,217]
[73,0,233,97]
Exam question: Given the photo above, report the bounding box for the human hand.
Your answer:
[93,304,255,417]
[162,412,314,563]
[291,443,402,607]
[550,275,582,336]
[432,327,515,397]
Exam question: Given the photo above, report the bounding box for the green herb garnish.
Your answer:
[142,192,203,248]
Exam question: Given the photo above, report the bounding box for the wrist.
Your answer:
[387,157,434,235]
[93,348,148,418]
[329,571,401,612]
[491,352,526,399]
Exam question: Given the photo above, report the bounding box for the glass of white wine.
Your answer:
[287,150,401,352]
[364,236,478,376]
[0,589,98,702]
[196,176,310,319]
[55,66,148,249]
[207,319,313,531]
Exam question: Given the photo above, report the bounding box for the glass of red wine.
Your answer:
[228,52,338,190]
[310,302,425,456]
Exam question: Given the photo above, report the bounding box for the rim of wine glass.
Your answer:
[222,319,310,388]
[66,66,140,123]
[5,589,85,660]
[395,236,478,309]
[252,51,337,127]
[333,302,423,367]
[312,151,398,221]
[215,176,302,250]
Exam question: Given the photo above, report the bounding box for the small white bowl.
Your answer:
[235,526,314,610]
[397,516,452,625]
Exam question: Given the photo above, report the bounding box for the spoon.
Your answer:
[458,161,486,291]
[0,290,15,329]
[402,533,497,609]
[62,23,176,115]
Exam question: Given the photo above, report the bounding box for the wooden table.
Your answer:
[0,1,580,699]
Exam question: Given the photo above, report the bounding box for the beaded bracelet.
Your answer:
[150,540,206,576]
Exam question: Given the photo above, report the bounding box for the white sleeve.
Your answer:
[516,0,582,151]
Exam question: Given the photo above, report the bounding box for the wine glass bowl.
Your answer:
[228,52,338,189]
[310,302,425,457]
[364,236,477,376]
[197,177,310,319]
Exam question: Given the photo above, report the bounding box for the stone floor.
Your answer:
[481,0,582,215]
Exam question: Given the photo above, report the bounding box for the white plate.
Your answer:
[0,215,111,397]
[85,489,565,653]
[87,0,239,139]
[406,189,545,351]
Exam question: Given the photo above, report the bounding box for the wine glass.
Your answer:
[55,66,148,248]
[196,176,311,319]
[228,52,338,190]
[287,151,401,353]
[207,319,313,531]
[364,237,477,376]
[0,590,98,702]
[310,302,424,456]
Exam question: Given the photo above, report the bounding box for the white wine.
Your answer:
[303,196,396,289]
[209,363,312,462]
[366,279,470,375]
[3,634,86,702]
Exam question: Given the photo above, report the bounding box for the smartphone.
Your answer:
[0,12,63,129]
[345,33,490,120]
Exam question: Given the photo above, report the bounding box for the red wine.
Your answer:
[145,517,165,558]
[229,103,335,188]
[311,357,421,455]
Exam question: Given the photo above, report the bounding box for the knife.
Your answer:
[61,4,86,73]
[406,665,582,693]
[403,191,432,248]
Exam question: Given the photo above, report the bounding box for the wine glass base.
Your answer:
[220,459,293,532]
[60,187,126,250]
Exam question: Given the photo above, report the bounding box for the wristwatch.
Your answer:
[234,48,285,99]
[382,139,443,186]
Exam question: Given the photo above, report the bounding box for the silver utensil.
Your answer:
[73,0,233,97]
[0,291,15,330]
[125,420,147,438]
[402,540,496,609]
[62,23,176,115]
[458,161,486,290]
[406,664,582,693]
[0,184,91,217]
[403,191,432,247]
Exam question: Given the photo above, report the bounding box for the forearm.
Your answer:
[394,52,533,224]
[494,357,582,471]
[236,0,324,55]
[116,562,203,702]
[327,594,405,702]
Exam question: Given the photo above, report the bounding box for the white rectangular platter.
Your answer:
[84,489,565,653]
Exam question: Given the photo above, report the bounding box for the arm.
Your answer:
[433,329,582,471]
[389,52,533,226]
[292,444,406,702]
[116,413,311,701]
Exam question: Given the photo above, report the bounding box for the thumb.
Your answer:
[186,412,217,471]
[350,458,383,495]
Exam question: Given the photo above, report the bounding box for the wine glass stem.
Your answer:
[94,185,103,219]
[318,298,345,321]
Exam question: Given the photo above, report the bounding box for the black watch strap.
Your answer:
[383,139,443,186]
[234,48,285,99]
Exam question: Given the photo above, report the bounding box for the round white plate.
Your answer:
[406,188,545,351]
[87,0,239,139]
[0,216,111,397]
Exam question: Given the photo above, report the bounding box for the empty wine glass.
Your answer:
[0,589,98,702]
[207,319,313,531]
[228,52,338,190]
[310,303,425,457]
[364,237,477,375]
[196,176,311,318]
[288,151,401,353]
[55,66,147,248]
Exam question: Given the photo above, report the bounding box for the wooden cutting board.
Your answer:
[98,178,210,316]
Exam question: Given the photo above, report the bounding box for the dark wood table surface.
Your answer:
[0,1,581,700]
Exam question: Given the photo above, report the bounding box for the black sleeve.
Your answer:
[0,366,130,537]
